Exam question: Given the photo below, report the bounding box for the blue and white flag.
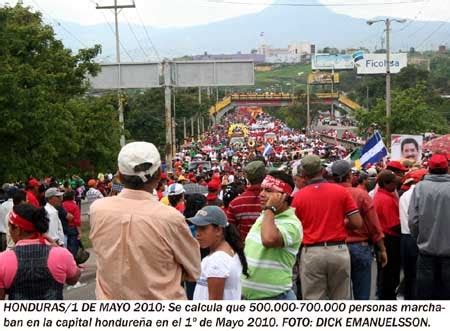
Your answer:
[360,131,388,167]
[263,143,274,157]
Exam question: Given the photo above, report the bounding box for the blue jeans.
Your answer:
[416,253,450,300]
[348,242,372,300]
[400,234,419,300]
[260,289,297,300]
[66,234,80,259]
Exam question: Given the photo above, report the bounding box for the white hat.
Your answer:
[45,187,64,199]
[367,167,378,177]
[118,142,161,183]
[168,183,185,196]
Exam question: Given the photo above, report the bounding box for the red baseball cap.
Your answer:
[387,160,408,173]
[404,169,428,184]
[428,154,448,170]
[27,179,40,187]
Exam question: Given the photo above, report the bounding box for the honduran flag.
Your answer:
[263,143,274,157]
[360,131,388,167]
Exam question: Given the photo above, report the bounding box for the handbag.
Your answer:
[75,241,90,265]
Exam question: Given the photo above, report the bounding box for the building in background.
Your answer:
[192,52,265,64]
[258,42,311,63]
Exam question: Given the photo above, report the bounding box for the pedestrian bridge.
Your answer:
[209,92,362,119]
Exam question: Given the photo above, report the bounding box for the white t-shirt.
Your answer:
[193,251,242,300]
[399,185,415,235]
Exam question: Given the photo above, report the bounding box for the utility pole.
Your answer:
[183,117,187,140]
[330,67,335,120]
[96,0,135,148]
[198,87,202,105]
[173,89,176,157]
[306,83,310,132]
[191,117,194,137]
[385,19,392,147]
[163,61,173,171]
[367,18,405,146]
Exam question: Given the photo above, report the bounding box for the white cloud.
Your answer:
[1,0,447,27]
[2,0,272,27]
[319,0,449,22]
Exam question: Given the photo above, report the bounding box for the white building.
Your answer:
[258,42,311,63]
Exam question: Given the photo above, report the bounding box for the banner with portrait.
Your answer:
[391,134,423,163]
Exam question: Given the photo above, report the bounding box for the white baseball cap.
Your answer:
[168,183,185,196]
[118,142,161,183]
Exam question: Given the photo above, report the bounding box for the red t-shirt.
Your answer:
[26,190,40,208]
[292,181,358,245]
[62,200,81,228]
[373,188,400,237]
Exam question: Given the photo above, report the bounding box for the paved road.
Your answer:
[62,257,380,300]
[64,281,96,300]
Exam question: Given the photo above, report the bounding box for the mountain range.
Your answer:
[52,0,449,61]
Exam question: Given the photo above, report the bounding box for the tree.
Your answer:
[354,83,448,138]
[125,88,212,155]
[430,55,450,93]
[265,95,321,130]
[0,4,104,181]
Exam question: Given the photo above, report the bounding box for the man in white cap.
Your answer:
[44,187,65,246]
[89,141,200,300]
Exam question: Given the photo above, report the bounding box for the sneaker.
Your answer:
[67,281,87,290]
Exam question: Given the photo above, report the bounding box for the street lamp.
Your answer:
[366,18,406,146]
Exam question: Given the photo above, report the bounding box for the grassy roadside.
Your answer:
[255,63,311,89]
[80,221,92,249]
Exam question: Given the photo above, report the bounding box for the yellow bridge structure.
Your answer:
[209,92,362,116]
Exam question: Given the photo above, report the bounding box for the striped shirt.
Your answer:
[242,208,302,300]
[226,185,262,241]
[86,188,104,205]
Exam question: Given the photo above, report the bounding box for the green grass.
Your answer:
[80,221,92,249]
[255,63,311,90]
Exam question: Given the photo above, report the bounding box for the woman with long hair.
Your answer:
[189,205,248,300]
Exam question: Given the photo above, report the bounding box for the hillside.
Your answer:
[52,0,449,60]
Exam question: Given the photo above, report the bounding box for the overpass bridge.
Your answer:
[209,92,362,122]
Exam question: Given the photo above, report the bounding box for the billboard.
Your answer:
[89,63,161,89]
[391,134,423,163]
[171,60,255,87]
[355,53,408,75]
[312,54,354,70]
[308,72,340,85]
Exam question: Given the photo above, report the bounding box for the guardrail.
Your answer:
[209,96,232,115]
[338,95,362,110]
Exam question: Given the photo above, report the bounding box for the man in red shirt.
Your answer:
[332,160,387,300]
[25,179,40,208]
[227,161,265,241]
[373,170,401,300]
[62,191,81,259]
[292,155,362,300]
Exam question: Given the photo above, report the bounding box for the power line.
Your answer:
[30,0,89,48]
[97,8,135,62]
[395,0,430,32]
[122,11,150,59]
[134,7,161,61]
[416,21,448,49]
[206,0,425,7]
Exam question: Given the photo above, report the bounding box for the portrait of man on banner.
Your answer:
[391,134,423,163]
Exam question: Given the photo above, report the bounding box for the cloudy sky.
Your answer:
[0,0,447,27]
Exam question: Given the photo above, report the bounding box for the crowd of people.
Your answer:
[0,108,449,301]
